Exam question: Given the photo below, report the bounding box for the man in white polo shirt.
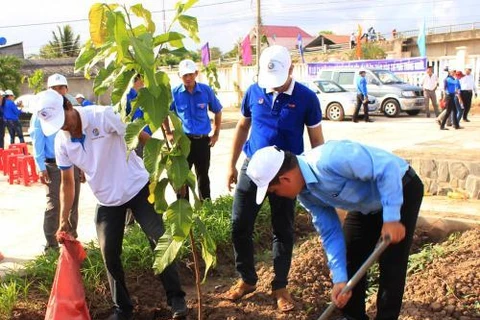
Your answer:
[35,89,188,320]
[421,66,440,118]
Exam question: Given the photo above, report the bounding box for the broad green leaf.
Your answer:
[75,42,97,72]
[165,199,193,240]
[153,231,184,274]
[111,69,135,107]
[175,0,198,14]
[143,137,166,178]
[136,88,168,132]
[125,119,147,151]
[194,216,217,282]
[153,32,185,48]
[92,63,117,96]
[153,178,169,213]
[130,35,155,83]
[89,3,111,46]
[166,155,189,191]
[178,15,199,43]
[113,12,130,64]
[130,4,156,33]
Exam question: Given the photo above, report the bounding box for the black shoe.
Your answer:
[352,119,358,123]
[44,245,59,253]
[171,296,188,319]
[440,127,448,130]
[365,119,374,122]
[447,123,452,127]
[426,114,431,118]
[455,126,464,130]
[106,310,133,320]
[464,119,470,122]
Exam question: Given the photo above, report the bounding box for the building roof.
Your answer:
[21,57,94,78]
[259,25,313,39]
[305,33,351,49]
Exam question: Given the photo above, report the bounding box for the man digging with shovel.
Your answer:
[246,141,424,320]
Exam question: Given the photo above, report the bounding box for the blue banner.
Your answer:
[307,57,427,77]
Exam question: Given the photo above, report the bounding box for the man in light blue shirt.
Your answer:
[353,69,373,123]
[246,141,424,320]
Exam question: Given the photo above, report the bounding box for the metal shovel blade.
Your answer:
[317,235,392,320]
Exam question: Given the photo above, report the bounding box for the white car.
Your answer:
[301,80,379,121]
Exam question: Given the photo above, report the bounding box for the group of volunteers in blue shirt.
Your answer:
[25,44,424,320]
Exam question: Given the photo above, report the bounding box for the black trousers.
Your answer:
[353,94,369,122]
[0,118,5,149]
[460,90,473,120]
[186,136,211,200]
[342,170,424,320]
[95,184,185,315]
[5,119,24,144]
[440,94,459,129]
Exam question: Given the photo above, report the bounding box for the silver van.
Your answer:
[317,68,425,117]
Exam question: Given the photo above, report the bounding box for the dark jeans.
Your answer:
[0,118,5,149]
[5,119,24,144]
[186,135,211,200]
[353,94,369,122]
[460,90,473,120]
[95,184,185,314]
[44,164,81,248]
[231,159,295,290]
[342,171,424,320]
[440,94,459,129]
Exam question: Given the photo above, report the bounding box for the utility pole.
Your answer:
[162,0,167,33]
[256,0,261,75]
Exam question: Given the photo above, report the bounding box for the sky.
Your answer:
[0,0,478,56]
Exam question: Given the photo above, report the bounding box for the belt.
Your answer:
[402,166,417,186]
[186,134,209,140]
[45,158,56,164]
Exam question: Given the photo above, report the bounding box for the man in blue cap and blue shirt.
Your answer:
[224,45,324,312]
[246,141,424,320]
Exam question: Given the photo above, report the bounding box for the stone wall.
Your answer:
[406,158,480,199]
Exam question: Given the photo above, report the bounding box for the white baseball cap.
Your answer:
[178,59,197,77]
[35,89,65,136]
[75,93,85,99]
[47,73,68,88]
[4,89,14,96]
[246,146,285,204]
[465,65,472,70]
[258,45,292,89]
[0,90,4,96]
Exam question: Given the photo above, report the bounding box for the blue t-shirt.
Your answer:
[3,99,21,120]
[241,81,322,157]
[444,76,460,94]
[126,88,152,135]
[356,76,368,95]
[82,99,94,107]
[170,82,223,135]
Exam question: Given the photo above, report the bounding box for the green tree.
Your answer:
[349,42,386,60]
[157,49,200,66]
[23,69,46,94]
[39,25,81,58]
[206,46,222,61]
[318,30,334,35]
[0,55,23,95]
[76,2,214,318]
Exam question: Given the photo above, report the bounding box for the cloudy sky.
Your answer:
[0,0,477,56]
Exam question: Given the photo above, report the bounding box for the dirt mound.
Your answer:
[399,228,480,320]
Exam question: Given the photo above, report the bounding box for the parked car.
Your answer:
[300,80,378,121]
[317,68,424,117]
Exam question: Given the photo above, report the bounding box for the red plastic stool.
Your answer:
[7,154,21,184]
[9,143,29,155]
[0,148,4,172]
[2,148,21,176]
[17,155,39,186]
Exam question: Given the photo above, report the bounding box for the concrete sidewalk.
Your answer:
[1,111,480,276]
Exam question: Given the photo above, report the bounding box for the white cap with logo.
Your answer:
[75,93,85,99]
[258,45,292,89]
[4,89,14,96]
[47,73,68,88]
[35,89,65,136]
[178,59,198,77]
[246,146,285,204]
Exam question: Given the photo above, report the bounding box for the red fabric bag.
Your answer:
[440,98,446,109]
[45,232,91,320]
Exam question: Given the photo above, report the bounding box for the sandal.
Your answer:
[223,280,256,301]
[272,288,295,312]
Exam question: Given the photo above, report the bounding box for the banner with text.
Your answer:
[307,57,427,77]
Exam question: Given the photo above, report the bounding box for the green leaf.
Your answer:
[186,171,201,209]
[135,88,168,132]
[92,63,117,96]
[143,137,166,178]
[194,217,217,282]
[175,0,199,14]
[165,199,193,240]
[130,35,155,82]
[153,231,184,274]
[75,42,97,72]
[111,69,136,107]
[112,12,130,64]
[125,119,147,151]
[177,15,200,43]
[153,178,169,213]
[89,3,113,47]
[153,32,185,48]
[130,4,156,33]
[166,155,190,191]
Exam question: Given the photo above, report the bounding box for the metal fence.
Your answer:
[399,22,480,38]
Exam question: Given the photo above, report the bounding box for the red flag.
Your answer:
[356,24,363,59]
[241,35,252,66]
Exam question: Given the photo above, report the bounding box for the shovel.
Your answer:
[317,235,392,320]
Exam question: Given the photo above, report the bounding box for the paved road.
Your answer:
[1,112,479,275]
